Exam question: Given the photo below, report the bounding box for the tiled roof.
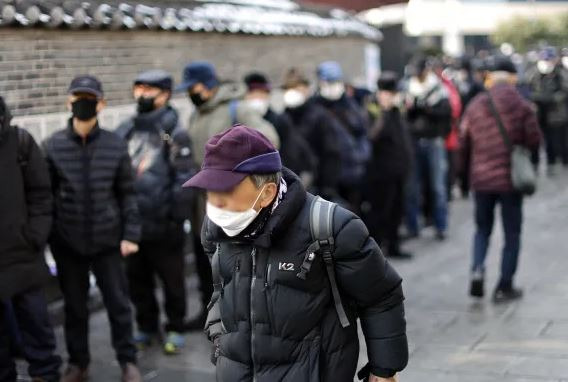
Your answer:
[0,0,381,40]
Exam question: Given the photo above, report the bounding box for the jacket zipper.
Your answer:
[81,141,92,254]
[234,258,241,325]
[264,264,274,330]
[250,247,258,382]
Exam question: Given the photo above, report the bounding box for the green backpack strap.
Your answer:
[298,196,350,328]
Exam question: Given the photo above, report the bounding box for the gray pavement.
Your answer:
[19,175,568,381]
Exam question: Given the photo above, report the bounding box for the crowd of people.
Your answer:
[1,45,565,381]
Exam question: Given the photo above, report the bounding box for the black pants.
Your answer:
[126,240,186,333]
[365,178,405,254]
[52,246,136,369]
[0,288,62,382]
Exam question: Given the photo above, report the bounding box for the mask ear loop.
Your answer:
[251,185,267,211]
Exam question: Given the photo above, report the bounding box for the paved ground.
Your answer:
[18,174,568,381]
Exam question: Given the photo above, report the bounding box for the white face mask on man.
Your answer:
[206,187,266,237]
[319,82,345,101]
[283,89,306,108]
[245,99,270,116]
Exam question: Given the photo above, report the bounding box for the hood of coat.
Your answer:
[199,82,246,113]
[205,168,307,248]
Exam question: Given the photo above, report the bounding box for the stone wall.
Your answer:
[1,28,372,140]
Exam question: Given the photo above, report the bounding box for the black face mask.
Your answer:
[137,96,156,114]
[189,92,207,107]
[71,99,98,121]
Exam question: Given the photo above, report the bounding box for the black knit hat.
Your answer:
[489,56,517,74]
[244,72,271,92]
[377,71,399,92]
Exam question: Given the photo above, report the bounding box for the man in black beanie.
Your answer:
[363,72,413,259]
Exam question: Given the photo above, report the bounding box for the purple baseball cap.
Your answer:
[183,125,282,192]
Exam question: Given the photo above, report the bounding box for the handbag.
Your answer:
[487,93,537,195]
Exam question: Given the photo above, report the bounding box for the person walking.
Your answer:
[184,125,408,382]
[460,57,541,302]
[44,76,142,381]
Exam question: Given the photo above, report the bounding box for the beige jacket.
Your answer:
[189,82,280,165]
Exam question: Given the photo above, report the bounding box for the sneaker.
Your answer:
[121,363,142,382]
[61,365,88,382]
[436,231,447,241]
[469,270,485,298]
[493,286,523,303]
[134,331,156,351]
[163,332,185,355]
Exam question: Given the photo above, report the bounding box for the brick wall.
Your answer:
[1,28,371,140]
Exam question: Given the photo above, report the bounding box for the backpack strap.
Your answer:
[229,99,239,126]
[297,196,350,328]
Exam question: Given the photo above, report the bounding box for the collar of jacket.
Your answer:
[66,118,101,144]
[205,168,307,249]
[198,82,246,113]
[134,105,178,134]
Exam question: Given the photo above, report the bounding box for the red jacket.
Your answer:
[460,83,541,192]
[440,75,462,150]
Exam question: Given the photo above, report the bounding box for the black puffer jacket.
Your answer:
[0,103,52,299]
[264,109,316,184]
[116,105,195,242]
[283,100,341,200]
[314,95,371,187]
[44,120,140,256]
[204,169,408,382]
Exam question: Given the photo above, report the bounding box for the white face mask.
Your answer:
[319,82,345,101]
[283,89,306,108]
[537,60,554,75]
[245,99,269,116]
[206,187,265,237]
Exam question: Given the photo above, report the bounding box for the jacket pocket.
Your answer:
[264,264,276,331]
[232,258,241,326]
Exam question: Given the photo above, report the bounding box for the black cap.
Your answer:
[244,72,271,92]
[68,75,104,98]
[377,71,399,92]
[134,69,173,91]
[490,56,517,74]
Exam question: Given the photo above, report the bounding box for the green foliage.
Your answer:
[492,14,568,52]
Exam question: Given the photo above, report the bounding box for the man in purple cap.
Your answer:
[184,125,408,382]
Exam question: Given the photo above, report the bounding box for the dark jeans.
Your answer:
[126,240,186,333]
[406,137,449,234]
[472,192,523,288]
[52,246,136,368]
[364,178,405,254]
[0,288,62,382]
